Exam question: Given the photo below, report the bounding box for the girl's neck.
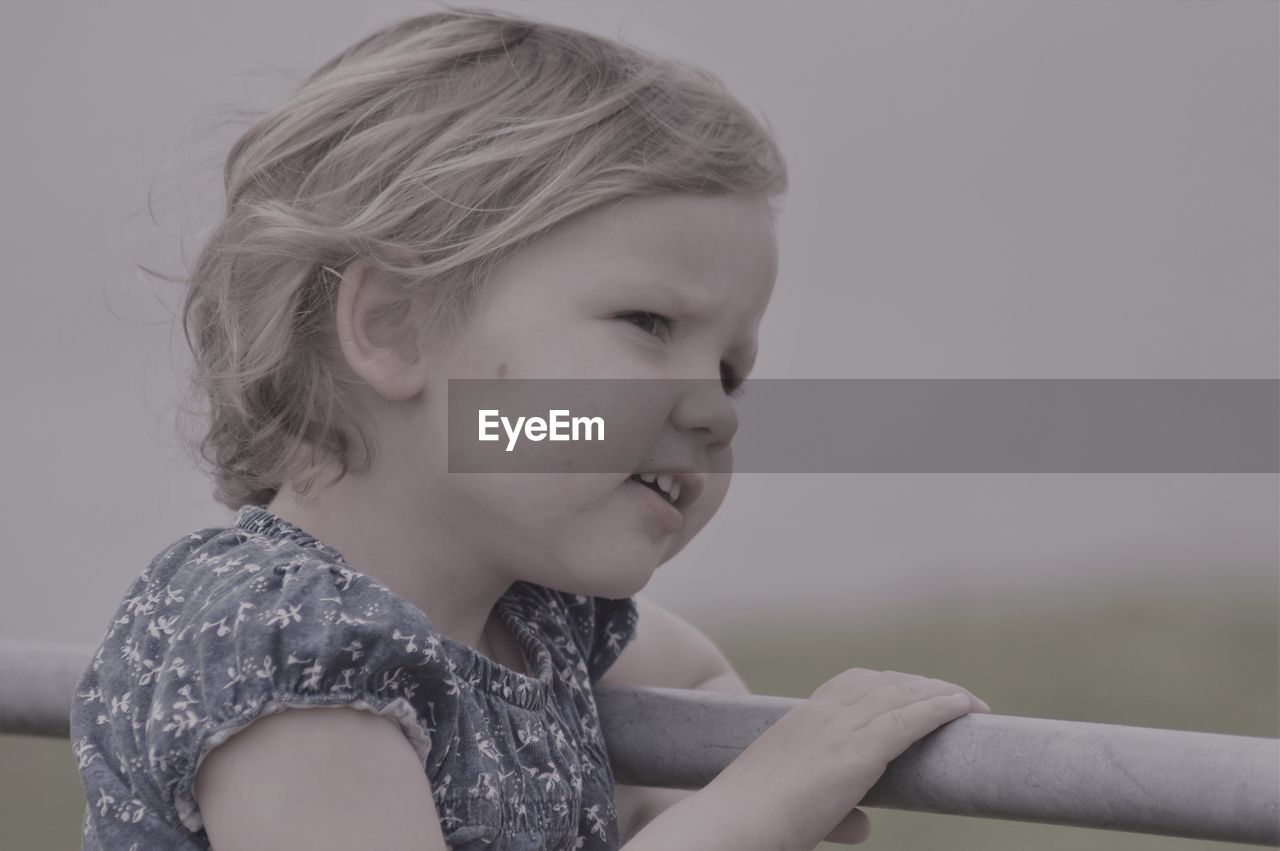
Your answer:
[264,480,518,669]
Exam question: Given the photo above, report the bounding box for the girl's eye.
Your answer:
[617,311,746,399]
[721,362,747,399]
[618,311,673,340]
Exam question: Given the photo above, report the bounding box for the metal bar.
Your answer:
[4,641,1277,844]
[595,686,1280,846]
[0,639,85,737]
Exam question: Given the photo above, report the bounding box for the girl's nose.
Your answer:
[670,378,739,450]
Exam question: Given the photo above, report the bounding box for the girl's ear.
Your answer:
[332,260,427,402]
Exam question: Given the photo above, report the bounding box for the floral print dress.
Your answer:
[70,505,639,850]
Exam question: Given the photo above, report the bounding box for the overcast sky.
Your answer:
[1,0,1275,643]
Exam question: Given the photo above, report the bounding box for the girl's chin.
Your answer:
[566,550,664,598]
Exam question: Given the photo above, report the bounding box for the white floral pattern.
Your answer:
[70,506,638,850]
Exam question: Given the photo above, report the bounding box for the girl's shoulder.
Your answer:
[70,508,454,841]
[87,508,445,700]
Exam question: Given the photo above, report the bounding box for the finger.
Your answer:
[848,693,972,768]
[810,668,927,704]
[852,679,983,718]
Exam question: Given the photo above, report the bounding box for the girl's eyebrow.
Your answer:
[605,273,714,318]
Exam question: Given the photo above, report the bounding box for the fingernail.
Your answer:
[977,699,992,712]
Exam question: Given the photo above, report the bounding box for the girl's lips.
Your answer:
[627,468,706,511]
[626,477,683,533]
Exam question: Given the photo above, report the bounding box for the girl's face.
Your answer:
[385,192,778,599]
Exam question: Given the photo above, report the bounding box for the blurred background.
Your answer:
[1,1,1275,848]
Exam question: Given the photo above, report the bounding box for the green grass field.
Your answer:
[5,582,1276,849]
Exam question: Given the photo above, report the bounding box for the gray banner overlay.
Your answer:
[447,379,1279,473]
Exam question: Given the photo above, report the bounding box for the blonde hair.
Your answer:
[178,6,788,511]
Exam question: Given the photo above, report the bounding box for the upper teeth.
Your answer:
[637,472,682,504]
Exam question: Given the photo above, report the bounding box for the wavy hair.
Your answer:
[177,6,788,510]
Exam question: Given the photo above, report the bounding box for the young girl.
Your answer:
[70,8,988,850]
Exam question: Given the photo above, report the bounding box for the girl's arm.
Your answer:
[194,706,449,850]
[596,596,750,842]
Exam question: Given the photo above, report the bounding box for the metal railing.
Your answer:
[3,639,1277,846]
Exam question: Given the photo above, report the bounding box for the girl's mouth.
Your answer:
[626,474,684,532]
[627,472,681,504]
[623,467,705,513]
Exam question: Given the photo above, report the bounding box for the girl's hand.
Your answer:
[706,668,991,849]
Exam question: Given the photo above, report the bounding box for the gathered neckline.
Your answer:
[232,504,556,712]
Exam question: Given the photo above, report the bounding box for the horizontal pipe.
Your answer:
[3,641,1277,844]
[595,686,1280,846]
[0,639,84,737]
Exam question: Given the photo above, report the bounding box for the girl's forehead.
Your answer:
[492,192,777,333]
[581,198,777,294]
[552,193,777,266]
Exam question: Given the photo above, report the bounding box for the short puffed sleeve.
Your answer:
[141,558,458,836]
[554,592,639,686]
